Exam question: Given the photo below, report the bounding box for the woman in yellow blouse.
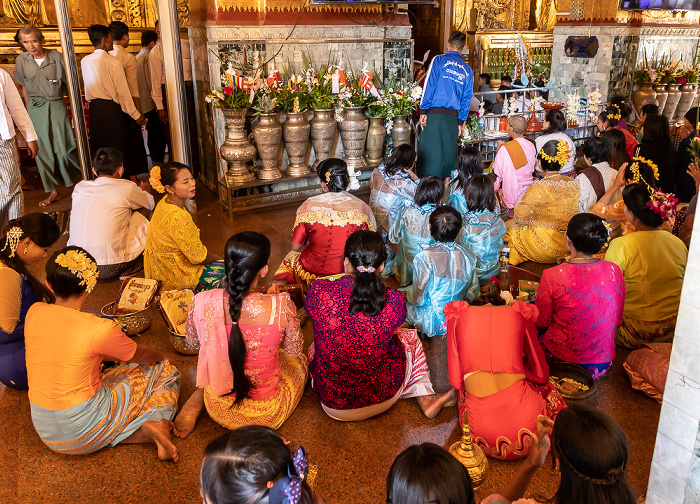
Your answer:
[144,163,222,291]
[605,177,687,349]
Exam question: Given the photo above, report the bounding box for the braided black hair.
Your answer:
[344,230,387,317]
[222,232,271,403]
[316,158,350,193]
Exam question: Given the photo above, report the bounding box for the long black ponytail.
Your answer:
[222,231,271,403]
[344,230,387,317]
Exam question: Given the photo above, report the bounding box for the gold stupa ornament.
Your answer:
[449,416,488,490]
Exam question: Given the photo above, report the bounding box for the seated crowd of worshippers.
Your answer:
[0,99,696,504]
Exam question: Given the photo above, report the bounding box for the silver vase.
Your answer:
[365,116,386,165]
[654,84,669,115]
[675,84,697,123]
[283,111,311,177]
[663,83,682,122]
[252,113,283,180]
[339,106,369,170]
[310,109,337,169]
[391,114,411,148]
[218,107,256,185]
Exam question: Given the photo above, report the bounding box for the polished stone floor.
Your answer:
[1,172,661,504]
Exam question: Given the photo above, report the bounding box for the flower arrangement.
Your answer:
[338,75,374,108]
[648,191,679,221]
[688,136,700,165]
[458,112,484,145]
[306,65,339,110]
[277,73,310,114]
[366,91,393,118]
[390,82,423,117]
[149,166,165,193]
[205,62,260,110]
[55,249,99,293]
[252,83,280,118]
[587,86,602,121]
[634,68,656,83]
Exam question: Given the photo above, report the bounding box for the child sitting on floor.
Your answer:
[447,145,485,214]
[402,206,480,337]
[369,144,419,233]
[385,176,444,286]
[456,173,507,285]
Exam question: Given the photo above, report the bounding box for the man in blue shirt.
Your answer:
[417,31,473,179]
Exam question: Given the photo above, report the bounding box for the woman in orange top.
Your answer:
[445,293,566,460]
[25,246,181,461]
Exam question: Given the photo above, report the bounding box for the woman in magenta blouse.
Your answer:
[535,214,626,378]
[305,230,456,421]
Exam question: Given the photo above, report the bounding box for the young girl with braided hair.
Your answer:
[305,230,456,421]
[173,232,308,437]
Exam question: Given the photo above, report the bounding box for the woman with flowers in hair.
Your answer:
[597,105,638,158]
[0,213,60,390]
[505,139,580,265]
[604,169,687,348]
[273,158,375,289]
[24,246,182,461]
[145,162,222,291]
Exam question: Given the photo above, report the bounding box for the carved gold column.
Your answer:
[449,416,488,490]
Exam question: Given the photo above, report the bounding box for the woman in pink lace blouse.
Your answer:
[172,232,308,437]
[305,230,456,421]
[535,214,625,378]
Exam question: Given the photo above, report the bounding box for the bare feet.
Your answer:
[39,190,61,207]
[417,388,458,419]
[173,389,205,439]
[141,419,179,462]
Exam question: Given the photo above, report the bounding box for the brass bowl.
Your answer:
[101,302,154,336]
[549,362,596,402]
[169,329,200,355]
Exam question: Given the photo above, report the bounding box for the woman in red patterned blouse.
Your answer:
[273,158,376,288]
[305,230,456,421]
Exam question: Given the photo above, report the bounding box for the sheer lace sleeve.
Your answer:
[279,293,303,356]
[591,199,626,222]
[185,295,199,345]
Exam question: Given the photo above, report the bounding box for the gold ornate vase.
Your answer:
[310,109,337,169]
[675,84,697,124]
[219,107,256,185]
[391,115,411,148]
[339,106,369,170]
[252,113,283,180]
[654,84,669,115]
[449,414,488,491]
[365,116,386,165]
[283,111,311,177]
[632,82,656,119]
[663,83,682,122]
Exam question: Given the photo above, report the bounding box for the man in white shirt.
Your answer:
[68,147,155,279]
[0,68,38,229]
[136,30,166,163]
[149,20,199,171]
[577,136,619,213]
[81,24,146,179]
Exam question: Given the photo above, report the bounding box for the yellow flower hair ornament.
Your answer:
[629,156,660,190]
[325,172,331,182]
[1,226,23,258]
[55,250,99,293]
[539,139,571,167]
[149,166,166,194]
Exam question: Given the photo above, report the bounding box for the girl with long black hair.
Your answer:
[369,143,419,233]
[305,230,455,421]
[174,231,308,438]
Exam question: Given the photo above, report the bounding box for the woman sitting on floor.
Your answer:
[447,146,486,215]
[505,139,580,265]
[386,443,476,504]
[25,246,181,461]
[597,105,638,158]
[145,162,221,291]
[274,158,375,289]
[305,230,456,421]
[535,213,625,378]
[172,232,307,437]
[445,292,566,460]
[456,174,507,285]
[386,176,444,286]
[200,425,320,504]
[534,108,576,177]
[484,404,637,504]
[0,213,60,390]
[591,156,674,236]
[605,180,687,349]
[369,144,419,233]
[402,206,480,338]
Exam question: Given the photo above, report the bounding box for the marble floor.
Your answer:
[1,171,662,504]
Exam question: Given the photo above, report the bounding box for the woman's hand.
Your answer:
[526,415,554,469]
[614,162,628,188]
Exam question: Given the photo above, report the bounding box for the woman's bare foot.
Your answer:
[39,189,61,207]
[417,389,458,419]
[141,419,178,462]
[173,389,205,439]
